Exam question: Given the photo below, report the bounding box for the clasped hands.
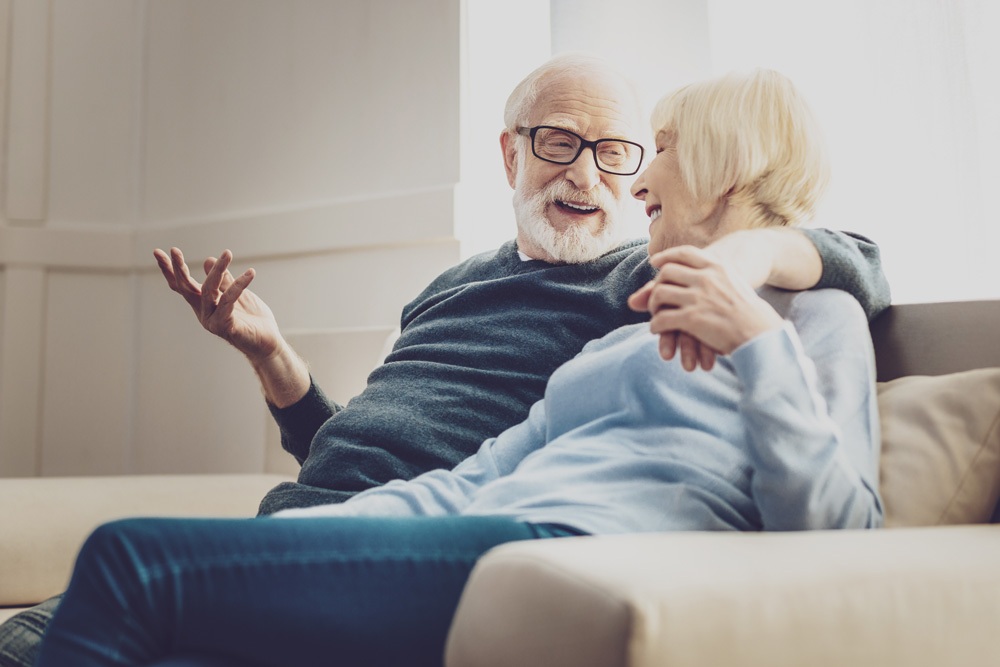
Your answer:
[627,232,786,371]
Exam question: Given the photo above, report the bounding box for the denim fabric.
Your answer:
[35,515,577,667]
[0,595,62,667]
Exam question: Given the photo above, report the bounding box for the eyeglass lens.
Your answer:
[532,127,641,175]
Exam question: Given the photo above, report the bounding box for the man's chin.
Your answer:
[529,223,624,264]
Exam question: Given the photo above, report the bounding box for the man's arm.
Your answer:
[682,227,890,318]
[154,247,312,408]
[800,228,891,321]
[629,228,890,367]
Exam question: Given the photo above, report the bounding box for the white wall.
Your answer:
[0,0,465,477]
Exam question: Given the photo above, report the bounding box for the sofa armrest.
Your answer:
[0,474,293,607]
[446,526,1000,667]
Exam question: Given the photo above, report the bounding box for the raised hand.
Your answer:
[153,247,283,364]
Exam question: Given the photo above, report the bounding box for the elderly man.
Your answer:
[0,54,887,667]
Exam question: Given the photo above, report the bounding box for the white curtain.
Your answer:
[706,0,999,303]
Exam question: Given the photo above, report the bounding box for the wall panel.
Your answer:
[141,0,461,228]
[47,0,140,227]
[40,272,134,475]
[4,0,50,222]
[0,268,46,476]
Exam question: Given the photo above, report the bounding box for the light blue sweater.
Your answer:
[277,287,884,534]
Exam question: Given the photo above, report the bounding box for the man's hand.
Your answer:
[629,238,789,368]
[154,247,281,361]
[153,247,310,407]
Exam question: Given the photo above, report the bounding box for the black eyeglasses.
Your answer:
[517,126,644,176]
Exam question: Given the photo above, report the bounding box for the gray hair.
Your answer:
[503,53,643,133]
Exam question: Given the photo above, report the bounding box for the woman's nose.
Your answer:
[631,170,648,200]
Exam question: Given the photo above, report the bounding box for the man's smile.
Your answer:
[554,200,601,215]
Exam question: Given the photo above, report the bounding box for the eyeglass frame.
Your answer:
[516,125,645,176]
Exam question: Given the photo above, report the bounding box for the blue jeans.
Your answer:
[34,515,579,667]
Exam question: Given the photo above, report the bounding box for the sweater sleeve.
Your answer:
[273,398,550,518]
[730,293,883,530]
[800,228,891,321]
[266,377,342,465]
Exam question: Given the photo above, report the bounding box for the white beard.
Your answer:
[512,177,626,264]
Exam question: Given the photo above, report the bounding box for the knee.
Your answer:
[73,518,159,588]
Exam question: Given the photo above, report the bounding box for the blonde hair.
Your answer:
[650,69,830,228]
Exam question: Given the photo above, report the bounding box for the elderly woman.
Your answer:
[35,70,882,667]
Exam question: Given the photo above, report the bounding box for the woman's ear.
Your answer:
[500,130,519,189]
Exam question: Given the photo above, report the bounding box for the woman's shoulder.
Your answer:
[761,287,872,358]
[760,286,866,324]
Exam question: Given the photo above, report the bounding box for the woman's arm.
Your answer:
[274,399,549,518]
[734,289,883,530]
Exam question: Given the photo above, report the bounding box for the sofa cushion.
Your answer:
[878,368,1000,527]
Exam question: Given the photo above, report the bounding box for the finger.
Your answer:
[201,250,233,302]
[170,248,202,295]
[648,245,713,270]
[646,283,693,314]
[658,332,678,361]
[698,344,717,371]
[652,262,702,289]
[677,333,699,372]
[219,268,236,292]
[216,268,255,314]
[201,257,236,291]
[648,308,684,337]
[627,281,654,312]
[153,249,177,287]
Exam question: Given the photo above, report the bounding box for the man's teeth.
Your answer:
[649,208,662,222]
[559,200,599,212]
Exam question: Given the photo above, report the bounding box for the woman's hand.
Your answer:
[628,244,785,367]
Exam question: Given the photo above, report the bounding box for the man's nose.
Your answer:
[564,148,601,192]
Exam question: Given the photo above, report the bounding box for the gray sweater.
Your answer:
[259,230,889,514]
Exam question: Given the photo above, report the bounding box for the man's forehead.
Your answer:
[528,70,642,141]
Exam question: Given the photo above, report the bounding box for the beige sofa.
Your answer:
[2,300,999,667]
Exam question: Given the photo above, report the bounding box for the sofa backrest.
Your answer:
[869,300,1000,382]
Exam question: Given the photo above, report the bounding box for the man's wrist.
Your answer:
[250,340,311,408]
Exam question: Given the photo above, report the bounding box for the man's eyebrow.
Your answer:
[544,124,636,142]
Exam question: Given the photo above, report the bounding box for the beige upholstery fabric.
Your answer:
[446,526,1000,667]
[878,368,1000,527]
[0,474,293,607]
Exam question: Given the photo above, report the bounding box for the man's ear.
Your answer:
[500,130,518,189]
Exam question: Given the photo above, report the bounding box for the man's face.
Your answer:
[503,71,643,263]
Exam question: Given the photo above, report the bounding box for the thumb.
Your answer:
[628,281,654,312]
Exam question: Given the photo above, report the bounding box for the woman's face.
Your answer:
[630,130,741,255]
